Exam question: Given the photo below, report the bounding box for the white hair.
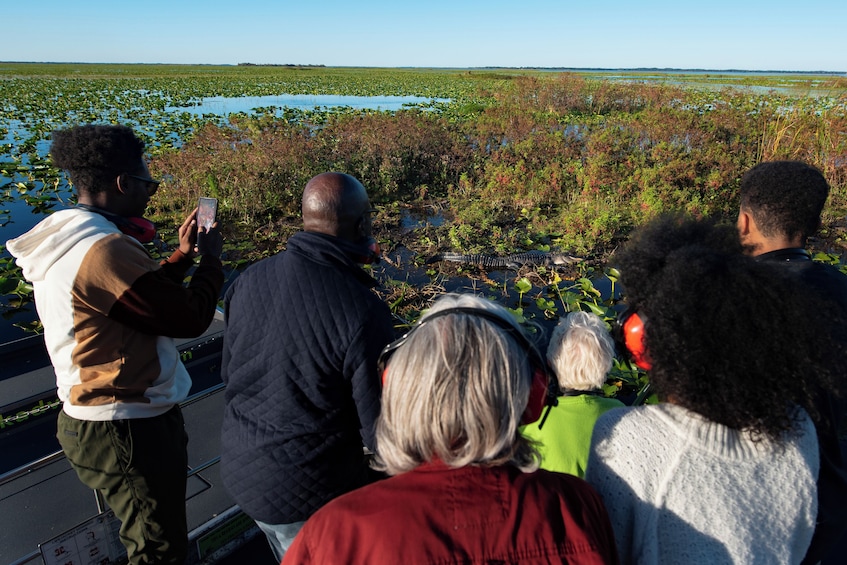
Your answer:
[373,293,540,476]
[546,311,614,391]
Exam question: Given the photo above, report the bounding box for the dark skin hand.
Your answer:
[177,208,223,259]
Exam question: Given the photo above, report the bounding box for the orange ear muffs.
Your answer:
[376,306,554,425]
[621,311,652,370]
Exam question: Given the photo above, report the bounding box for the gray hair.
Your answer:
[546,311,614,391]
[373,294,540,476]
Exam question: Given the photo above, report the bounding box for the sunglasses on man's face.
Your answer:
[127,174,161,195]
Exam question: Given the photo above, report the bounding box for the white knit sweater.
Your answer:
[586,403,819,565]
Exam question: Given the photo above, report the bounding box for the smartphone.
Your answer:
[197,197,218,232]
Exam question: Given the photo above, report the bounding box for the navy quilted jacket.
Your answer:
[220,231,395,523]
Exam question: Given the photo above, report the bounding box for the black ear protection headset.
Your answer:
[377,306,557,426]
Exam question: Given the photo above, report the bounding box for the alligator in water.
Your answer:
[426,251,582,271]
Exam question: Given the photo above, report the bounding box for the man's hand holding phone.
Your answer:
[178,198,222,259]
[197,197,217,232]
[195,197,222,258]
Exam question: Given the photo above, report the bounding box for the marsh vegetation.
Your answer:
[1,63,846,395]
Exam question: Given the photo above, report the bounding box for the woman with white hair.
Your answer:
[521,311,624,478]
[282,293,619,564]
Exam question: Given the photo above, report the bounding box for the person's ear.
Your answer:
[355,213,371,239]
[115,173,128,195]
[737,210,751,236]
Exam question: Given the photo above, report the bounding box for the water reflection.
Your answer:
[173,94,448,116]
[400,208,446,230]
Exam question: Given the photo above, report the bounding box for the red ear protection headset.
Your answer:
[360,238,382,265]
[618,309,652,370]
[377,306,553,425]
[121,216,157,243]
[77,204,157,244]
[338,237,381,265]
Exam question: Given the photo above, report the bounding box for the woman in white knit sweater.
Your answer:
[586,215,843,565]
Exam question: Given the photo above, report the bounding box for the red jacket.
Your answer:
[283,461,619,564]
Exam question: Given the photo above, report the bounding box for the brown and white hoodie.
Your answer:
[6,208,223,421]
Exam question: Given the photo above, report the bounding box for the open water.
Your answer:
[173,93,446,115]
[0,94,445,344]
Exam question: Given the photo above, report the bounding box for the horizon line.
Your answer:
[0,61,844,75]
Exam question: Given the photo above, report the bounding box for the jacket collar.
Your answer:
[755,248,811,263]
[287,231,380,288]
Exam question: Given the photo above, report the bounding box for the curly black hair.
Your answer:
[50,124,146,194]
[740,160,829,243]
[615,213,842,441]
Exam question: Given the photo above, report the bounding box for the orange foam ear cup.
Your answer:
[623,312,652,370]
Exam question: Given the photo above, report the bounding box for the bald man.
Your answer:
[220,173,395,561]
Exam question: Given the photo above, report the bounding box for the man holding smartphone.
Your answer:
[220,172,395,561]
[6,124,224,565]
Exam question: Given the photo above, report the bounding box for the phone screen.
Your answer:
[197,197,218,231]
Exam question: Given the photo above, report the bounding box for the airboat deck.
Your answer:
[0,311,270,565]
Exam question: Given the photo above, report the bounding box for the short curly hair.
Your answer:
[615,213,841,441]
[740,160,829,243]
[50,124,146,194]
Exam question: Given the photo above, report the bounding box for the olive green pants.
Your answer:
[57,406,189,565]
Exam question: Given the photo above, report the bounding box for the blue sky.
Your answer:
[4,0,845,72]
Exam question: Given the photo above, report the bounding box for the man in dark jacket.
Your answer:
[737,160,847,565]
[220,172,395,561]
